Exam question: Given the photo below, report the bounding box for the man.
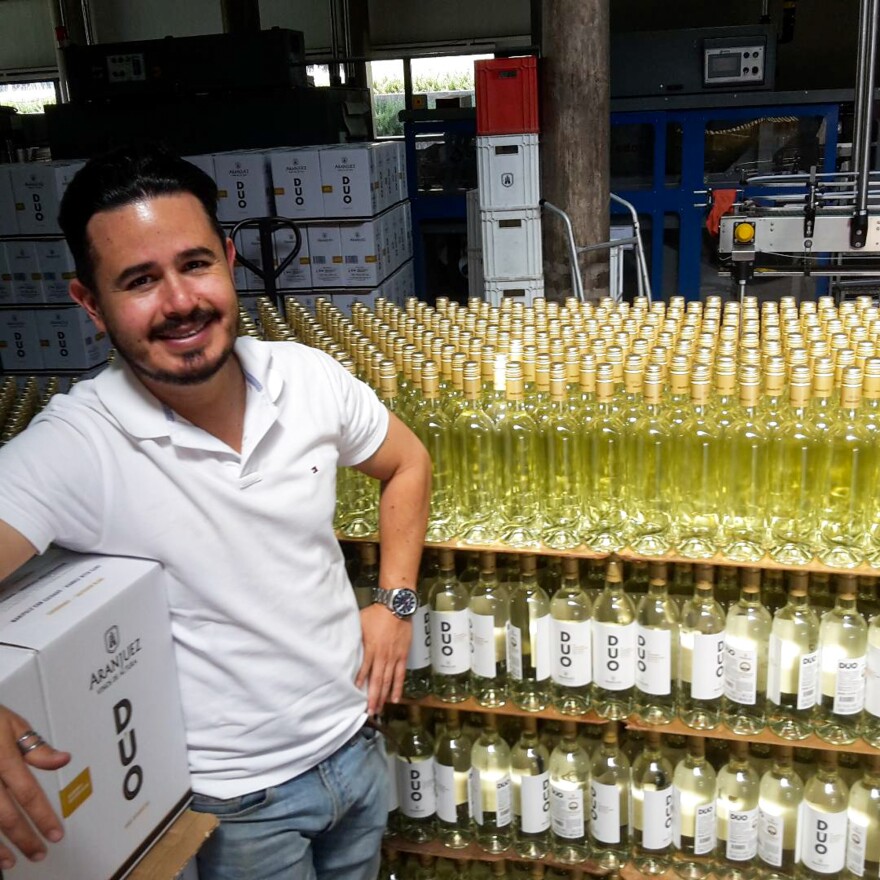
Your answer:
[0,145,431,879]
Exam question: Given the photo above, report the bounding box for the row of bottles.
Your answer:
[280,291,880,569]
[388,707,880,880]
[348,544,880,746]
[0,374,63,444]
[379,850,583,879]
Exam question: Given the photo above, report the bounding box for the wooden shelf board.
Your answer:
[398,694,607,724]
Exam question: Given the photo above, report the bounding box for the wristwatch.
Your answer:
[370,586,419,619]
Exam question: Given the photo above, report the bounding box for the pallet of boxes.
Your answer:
[472,56,544,307]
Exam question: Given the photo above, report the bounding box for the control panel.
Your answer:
[704,37,767,87]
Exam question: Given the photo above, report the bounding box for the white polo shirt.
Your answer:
[0,337,389,798]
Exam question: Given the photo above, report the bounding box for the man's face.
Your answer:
[70,193,239,388]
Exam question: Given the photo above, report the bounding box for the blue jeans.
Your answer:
[191,727,388,880]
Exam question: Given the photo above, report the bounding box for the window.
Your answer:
[0,81,58,115]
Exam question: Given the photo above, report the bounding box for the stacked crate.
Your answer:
[474,56,543,307]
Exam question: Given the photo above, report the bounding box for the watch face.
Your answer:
[391,589,418,617]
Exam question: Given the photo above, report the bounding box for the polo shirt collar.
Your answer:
[93,337,284,442]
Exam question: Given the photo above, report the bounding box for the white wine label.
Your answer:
[435,762,467,824]
[673,788,715,853]
[590,780,622,844]
[470,611,498,679]
[767,633,782,704]
[800,804,847,873]
[846,816,868,877]
[866,642,880,717]
[725,807,759,861]
[724,641,758,705]
[518,772,551,833]
[833,655,866,715]
[386,747,399,812]
[635,626,672,696]
[690,631,725,699]
[797,651,820,710]
[641,787,674,851]
[551,780,585,840]
[758,808,785,867]
[430,608,470,674]
[534,613,551,682]
[506,622,524,681]
[469,769,512,828]
[552,618,592,686]
[694,802,716,855]
[592,620,636,691]
[396,756,435,818]
[407,604,431,669]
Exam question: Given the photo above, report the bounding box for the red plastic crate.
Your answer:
[475,56,539,135]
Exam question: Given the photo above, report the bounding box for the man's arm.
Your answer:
[0,520,71,871]
[352,412,431,715]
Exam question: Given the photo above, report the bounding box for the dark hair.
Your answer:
[58,143,225,292]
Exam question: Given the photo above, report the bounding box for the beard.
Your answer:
[107,307,237,386]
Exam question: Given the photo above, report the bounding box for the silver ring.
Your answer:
[16,731,45,756]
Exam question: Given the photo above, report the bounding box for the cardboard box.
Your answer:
[270,148,326,219]
[182,154,216,182]
[35,240,77,304]
[273,226,311,289]
[0,310,43,370]
[0,164,19,235]
[35,308,110,370]
[307,225,344,287]
[213,151,273,222]
[340,218,384,288]
[6,241,43,305]
[319,145,381,218]
[0,551,191,880]
[0,242,14,305]
[9,161,84,236]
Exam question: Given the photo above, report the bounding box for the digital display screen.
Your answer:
[708,53,742,79]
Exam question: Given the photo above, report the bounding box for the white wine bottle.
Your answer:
[588,722,631,871]
[434,709,473,849]
[635,562,679,725]
[550,557,592,715]
[429,548,471,702]
[469,551,510,708]
[758,746,804,880]
[405,553,436,699]
[592,556,636,720]
[722,569,772,735]
[631,730,675,876]
[864,609,880,748]
[511,717,551,860]
[672,736,717,880]
[352,542,379,610]
[678,565,726,730]
[767,572,820,741]
[716,740,760,880]
[470,713,513,854]
[815,577,867,745]
[507,554,551,712]
[396,705,437,843]
[549,721,590,865]
[845,754,880,880]
[797,752,849,880]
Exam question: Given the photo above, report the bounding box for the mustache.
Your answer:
[149,307,220,339]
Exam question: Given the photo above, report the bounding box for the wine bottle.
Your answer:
[550,557,592,715]
[592,556,636,720]
[588,722,631,871]
[845,754,880,880]
[405,552,436,699]
[434,709,473,849]
[715,740,760,880]
[507,554,551,712]
[797,752,849,880]
[678,565,726,730]
[396,705,436,843]
[757,745,803,880]
[767,573,820,741]
[722,569,772,735]
[672,737,717,879]
[511,717,551,859]
[352,542,379,610]
[815,576,867,745]
[549,720,590,864]
[429,548,471,702]
[631,730,675,876]
[469,551,510,708]
[635,561,679,725]
[470,713,513,854]
[865,607,880,748]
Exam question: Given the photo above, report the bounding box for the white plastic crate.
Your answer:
[480,207,542,280]
[476,134,540,210]
[484,276,545,307]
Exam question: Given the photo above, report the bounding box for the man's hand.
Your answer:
[0,706,70,871]
[356,605,412,715]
